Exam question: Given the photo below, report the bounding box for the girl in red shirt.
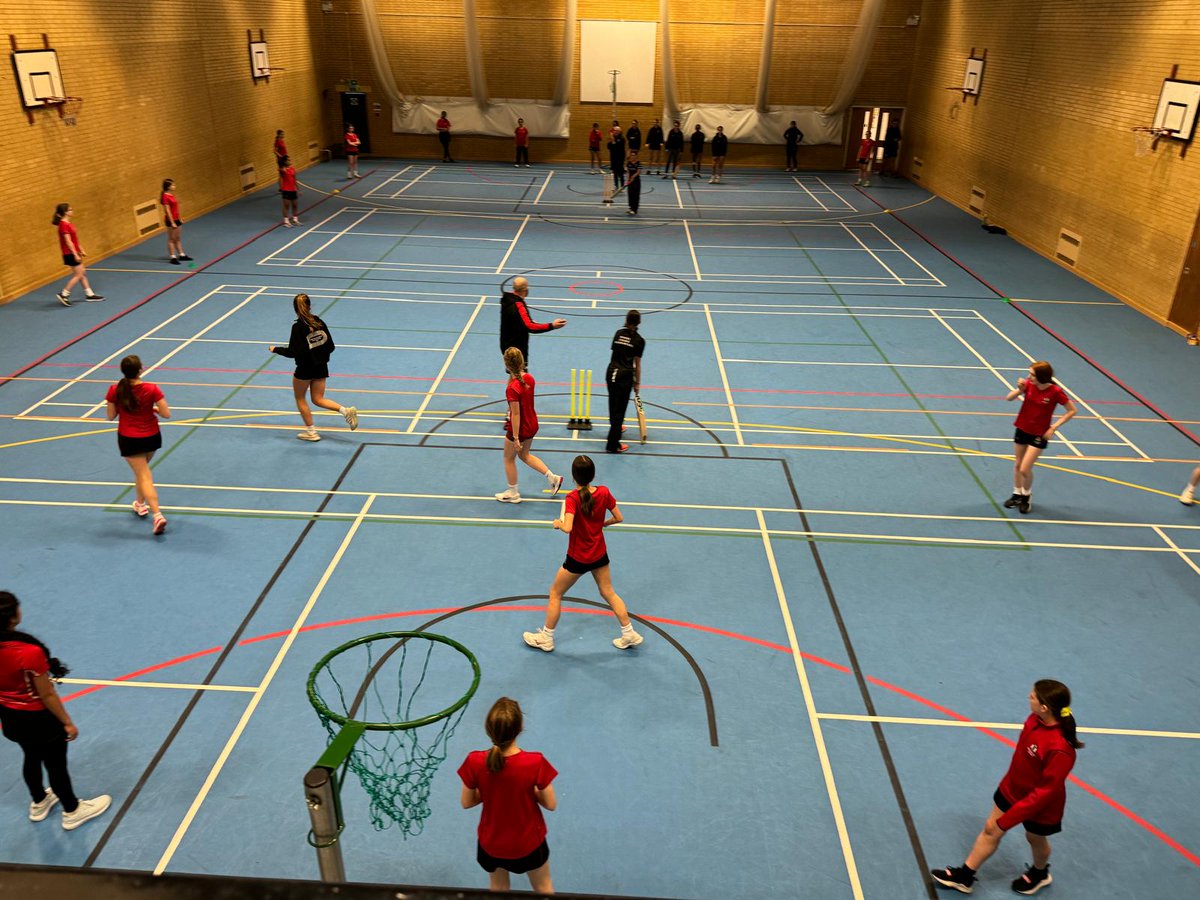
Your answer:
[0,591,111,830]
[459,697,557,894]
[278,156,300,227]
[160,179,192,265]
[588,122,602,173]
[51,203,103,306]
[856,134,876,186]
[344,125,361,178]
[1003,361,1077,515]
[105,355,172,534]
[932,679,1083,895]
[514,118,530,167]
[523,455,643,652]
[273,129,288,164]
[496,347,563,503]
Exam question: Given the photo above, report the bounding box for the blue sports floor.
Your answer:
[1,161,1198,899]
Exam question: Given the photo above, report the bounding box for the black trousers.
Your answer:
[439,132,452,159]
[626,180,641,213]
[610,157,626,188]
[606,370,634,451]
[0,706,79,809]
[516,146,529,165]
[786,145,798,168]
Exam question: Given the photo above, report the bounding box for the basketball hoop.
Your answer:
[1132,126,1176,157]
[36,96,83,124]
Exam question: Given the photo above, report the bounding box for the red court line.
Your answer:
[58,605,1199,867]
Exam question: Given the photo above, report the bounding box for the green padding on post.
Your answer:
[314,721,366,772]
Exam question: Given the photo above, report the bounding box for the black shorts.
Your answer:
[164,219,183,228]
[857,157,871,165]
[63,254,80,267]
[563,552,609,575]
[280,190,298,201]
[1013,428,1049,450]
[294,363,330,381]
[346,150,359,157]
[118,432,162,458]
[994,788,1061,836]
[477,839,549,874]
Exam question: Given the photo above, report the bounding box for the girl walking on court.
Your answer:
[932,679,1083,895]
[270,293,358,442]
[160,179,192,265]
[1179,463,1200,504]
[0,591,111,831]
[52,204,103,306]
[1003,361,1077,515]
[496,347,563,503]
[523,454,643,652]
[105,355,171,535]
[458,697,557,894]
[344,124,361,178]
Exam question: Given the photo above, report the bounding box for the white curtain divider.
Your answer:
[821,0,885,116]
[554,0,577,106]
[359,0,406,107]
[674,104,840,146]
[755,0,777,113]
[660,0,680,122]
[462,0,489,109]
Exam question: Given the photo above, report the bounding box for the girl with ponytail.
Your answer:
[494,347,563,503]
[523,455,643,652]
[269,293,358,441]
[105,355,171,534]
[0,592,112,829]
[458,697,557,893]
[932,680,1084,895]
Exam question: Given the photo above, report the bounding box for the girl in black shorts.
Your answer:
[104,355,171,535]
[270,293,358,441]
[523,455,643,652]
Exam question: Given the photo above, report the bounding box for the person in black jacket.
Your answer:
[645,119,664,174]
[605,309,644,453]
[625,151,642,216]
[269,293,358,441]
[784,120,803,171]
[499,277,565,364]
[689,124,706,178]
[709,126,728,183]
[626,119,642,154]
[607,126,627,190]
[663,121,684,179]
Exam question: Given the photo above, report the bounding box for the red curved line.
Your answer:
[61,606,1199,867]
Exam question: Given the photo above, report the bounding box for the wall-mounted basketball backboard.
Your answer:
[12,49,65,106]
[1153,79,1200,141]
[962,57,985,96]
[249,41,270,80]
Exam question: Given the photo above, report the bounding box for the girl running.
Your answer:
[269,293,358,442]
[496,347,563,503]
[160,179,192,265]
[105,355,171,535]
[932,679,1084,895]
[52,203,103,306]
[1003,362,1077,515]
[523,455,643,652]
[458,697,557,895]
[0,591,112,831]
[344,124,361,178]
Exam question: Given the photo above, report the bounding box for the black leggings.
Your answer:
[0,706,79,810]
[516,146,529,165]
[607,372,634,451]
[786,145,798,168]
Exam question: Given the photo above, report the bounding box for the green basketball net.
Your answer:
[306,632,480,839]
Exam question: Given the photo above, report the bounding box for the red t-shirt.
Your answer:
[458,749,557,859]
[436,117,450,132]
[504,373,538,440]
[57,220,79,257]
[1014,380,1070,435]
[858,137,876,159]
[279,166,297,192]
[588,128,601,151]
[0,640,49,711]
[105,381,165,437]
[515,126,529,147]
[274,137,288,159]
[161,192,181,223]
[565,485,616,563]
[996,714,1076,830]
[345,131,360,153]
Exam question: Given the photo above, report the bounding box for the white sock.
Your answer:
[545,470,557,483]
[542,626,555,636]
[338,406,347,414]
[621,622,634,635]
[305,424,317,433]
[506,483,518,493]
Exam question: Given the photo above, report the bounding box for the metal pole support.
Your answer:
[304,765,347,883]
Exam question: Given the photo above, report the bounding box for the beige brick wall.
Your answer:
[902,1,1200,323]
[0,0,325,302]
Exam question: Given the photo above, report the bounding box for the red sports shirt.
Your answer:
[565,485,616,563]
[106,381,165,438]
[436,117,450,132]
[57,220,79,257]
[279,166,297,192]
[274,137,287,159]
[0,641,49,712]
[858,137,876,159]
[459,750,557,859]
[1014,380,1070,436]
[996,714,1077,830]
[588,128,601,150]
[161,191,181,223]
[345,131,360,152]
[515,126,529,147]
[504,373,539,440]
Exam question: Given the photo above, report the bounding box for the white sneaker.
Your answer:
[132,500,149,517]
[62,795,111,831]
[29,790,59,822]
[297,429,321,442]
[1182,486,1195,505]
[854,179,862,186]
[495,488,521,503]
[523,628,555,651]
[613,630,644,649]
[291,217,301,225]
[282,220,292,228]
[547,473,564,495]
[152,514,167,535]
[342,406,359,430]
[863,180,871,187]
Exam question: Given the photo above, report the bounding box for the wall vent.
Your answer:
[969,186,986,215]
[1056,228,1082,266]
[308,140,320,162]
[134,200,160,236]
[239,164,256,191]
[911,156,923,180]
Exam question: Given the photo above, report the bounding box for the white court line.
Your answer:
[840,222,903,284]
[255,207,348,265]
[814,177,857,208]
[296,208,378,266]
[16,285,234,418]
[792,176,829,211]
[704,304,742,445]
[722,359,1028,371]
[673,177,684,209]
[495,215,530,274]
[387,165,435,196]
[683,220,702,281]
[362,165,413,197]
[865,222,945,286]
[816,713,1200,740]
[299,231,512,243]
[153,494,376,875]
[61,678,257,693]
[1153,526,1200,578]
[533,171,554,204]
[139,336,452,352]
[406,295,487,433]
[757,510,863,899]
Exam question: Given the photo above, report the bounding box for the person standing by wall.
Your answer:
[663,120,684,178]
[344,124,361,178]
[514,118,530,167]
[709,126,728,183]
[626,119,642,155]
[498,277,565,365]
[273,129,288,165]
[436,111,454,163]
[646,118,664,174]
[52,204,103,306]
[160,179,191,265]
[882,120,902,177]
[588,122,602,174]
[605,310,644,450]
[855,131,876,187]
[784,120,803,172]
[607,126,627,190]
[689,124,706,178]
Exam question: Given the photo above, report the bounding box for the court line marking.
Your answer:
[495,215,530,274]
[816,713,1200,740]
[406,295,487,433]
[255,207,348,265]
[296,208,378,266]
[361,164,413,197]
[533,171,554,205]
[704,304,742,444]
[59,678,257,693]
[673,176,684,209]
[298,230,513,243]
[390,165,434,196]
[140,336,453,352]
[153,493,376,875]
[1153,526,1200,577]
[840,222,903,285]
[757,509,863,898]
[683,220,702,281]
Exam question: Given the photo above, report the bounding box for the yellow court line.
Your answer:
[816,713,1200,740]
[60,678,257,693]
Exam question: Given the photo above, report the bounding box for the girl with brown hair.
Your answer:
[104,355,171,534]
[495,347,563,503]
[1003,361,1077,515]
[269,293,358,441]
